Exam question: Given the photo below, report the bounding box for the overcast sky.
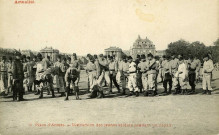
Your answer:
[0,0,218,55]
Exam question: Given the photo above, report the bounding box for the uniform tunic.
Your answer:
[0,62,8,92]
[202,59,214,90]
[128,61,139,92]
[138,61,149,91]
[118,61,129,89]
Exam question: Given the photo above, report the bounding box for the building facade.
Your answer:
[40,47,59,62]
[130,35,156,59]
[104,46,123,59]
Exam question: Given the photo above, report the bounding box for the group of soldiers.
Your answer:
[0,50,215,101]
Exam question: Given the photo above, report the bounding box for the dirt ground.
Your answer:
[0,70,219,135]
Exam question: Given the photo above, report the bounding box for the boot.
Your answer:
[122,89,126,95]
[151,91,156,96]
[143,91,148,96]
[35,90,40,95]
[89,90,97,98]
[202,90,207,95]
[39,91,43,98]
[168,88,172,94]
[51,90,55,98]
[161,89,167,94]
[127,91,134,97]
[135,91,139,97]
[180,89,185,95]
[97,91,104,99]
[207,90,211,95]
[173,89,179,95]
[75,92,81,100]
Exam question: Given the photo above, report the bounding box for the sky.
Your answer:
[0,0,218,55]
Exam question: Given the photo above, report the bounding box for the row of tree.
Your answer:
[165,38,219,63]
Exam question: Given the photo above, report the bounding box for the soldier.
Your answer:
[202,54,214,95]
[86,55,99,98]
[0,56,8,94]
[7,57,13,94]
[108,56,120,93]
[118,55,129,95]
[174,55,188,95]
[138,54,149,96]
[136,54,143,93]
[97,54,111,98]
[65,53,81,100]
[146,53,158,96]
[23,56,35,92]
[188,56,197,94]
[12,52,25,101]
[127,56,139,97]
[193,57,201,83]
[170,55,180,94]
[161,55,172,95]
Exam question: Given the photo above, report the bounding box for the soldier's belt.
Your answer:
[109,69,115,71]
[129,71,136,74]
[0,71,6,72]
[88,70,96,72]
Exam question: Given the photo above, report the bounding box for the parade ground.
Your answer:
[0,70,219,135]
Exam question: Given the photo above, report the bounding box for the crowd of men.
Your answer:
[0,51,215,101]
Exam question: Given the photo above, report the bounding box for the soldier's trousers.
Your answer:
[66,77,79,93]
[163,73,172,91]
[8,74,13,93]
[0,73,7,92]
[147,73,156,91]
[137,73,142,91]
[13,79,23,100]
[88,71,98,92]
[202,73,212,91]
[128,73,139,92]
[109,73,120,91]
[97,71,111,91]
[141,74,148,91]
[189,73,196,90]
[120,72,128,90]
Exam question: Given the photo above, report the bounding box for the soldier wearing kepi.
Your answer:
[138,54,149,96]
[64,53,81,100]
[188,56,197,94]
[170,55,180,94]
[161,55,172,95]
[202,54,214,95]
[12,52,25,101]
[135,54,143,93]
[127,56,139,97]
[146,53,158,96]
[0,56,8,94]
[174,55,188,95]
[108,56,120,93]
[97,54,110,97]
[7,57,13,94]
[118,55,129,95]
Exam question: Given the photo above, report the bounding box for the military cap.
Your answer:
[14,51,21,56]
[9,57,12,61]
[141,54,146,59]
[203,54,209,58]
[73,53,76,56]
[93,54,98,59]
[147,53,153,57]
[62,57,66,61]
[99,54,103,57]
[127,56,133,60]
[122,55,127,60]
[162,55,166,58]
[26,56,30,60]
[87,54,91,58]
[67,57,71,61]
[57,55,61,59]
[137,54,140,59]
[37,53,42,58]
[2,56,6,60]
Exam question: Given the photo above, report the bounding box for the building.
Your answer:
[40,47,59,62]
[130,35,156,58]
[104,46,123,59]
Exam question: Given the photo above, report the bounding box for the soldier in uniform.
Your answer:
[161,55,172,94]
[12,52,24,101]
[65,53,81,100]
[118,55,129,95]
[174,55,188,95]
[127,56,139,97]
[188,56,197,94]
[7,57,13,94]
[137,54,149,96]
[86,55,99,98]
[202,54,214,95]
[108,56,120,93]
[0,56,8,94]
[146,53,158,96]
[23,56,35,92]
[194,57,201,83]
[170,55,180,94]
[97,54,110,98]
[135,55,143,93]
